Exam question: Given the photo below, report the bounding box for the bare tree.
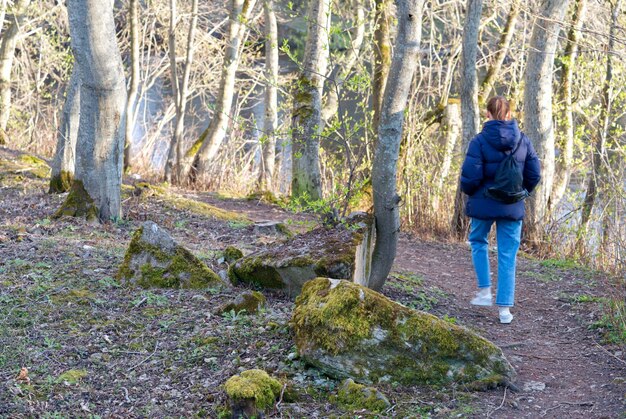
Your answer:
[186,0,257,182]
[124,0,141,172]
[552,0,588,206]
[367,0,426,291]
[49,67,80,193]
[452,0,483,237]
[257,0,278,191]
[372,0,392,136]
[321,0,366,123]
[164,0,198,183]
[290,0,331,200]
[479,0,520,103]
[577,0,620,252]
[55,0,126,222]
[523,0,571,245]
[0,0,31,136]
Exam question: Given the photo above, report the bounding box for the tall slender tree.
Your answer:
[164,0,199,183]
[372,0,392,136]
[186,0,257,182]
[552,0,588,207]
[0,0,31,137]
[49,66,80,193]
[577,0,620,253]
[54,0,127,222]
[124,0,141,172]
[290,0,331,200]
[452,0,483,237]
[257,0,279,191]
[523,0,571,246]
[367,0,426,291]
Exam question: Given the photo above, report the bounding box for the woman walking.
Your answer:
[460,96,541,323]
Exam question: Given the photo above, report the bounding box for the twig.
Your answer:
[512,352,578,361]
[129,341,158,371]
[499,341,528,349]
[593,340,626,367]
[487,387,507,418]
[541,401,594,417]
[275,383,287,409]
[121,386,131,403]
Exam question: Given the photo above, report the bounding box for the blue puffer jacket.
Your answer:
[460,119,541,221]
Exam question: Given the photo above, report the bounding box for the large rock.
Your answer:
[229,213,374,298]
[292,278,515,387]
[117,221,222,288]
[224,369,282,418]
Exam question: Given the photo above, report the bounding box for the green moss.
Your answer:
[19,154,50,178]
[57,369,88,384]
[293,76,314,119]
[229,256,284,289]
[292,278,395,355]
[117,226,222,289]
[292,279,513,386]
[164,196,251,224]
[52,180,98,222]
[51,289,96,306]
[218,291,266,315]
[223,246,244,263]
[224,369,282,410]
[331,379,389,413]
[48,170,73,193]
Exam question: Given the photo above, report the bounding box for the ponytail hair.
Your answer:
[486,96,511,121]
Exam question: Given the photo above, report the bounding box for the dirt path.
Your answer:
[395,237,626,418]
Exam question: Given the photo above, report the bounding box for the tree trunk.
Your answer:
[551,0,587,207]
[452,0,483,238]
[479,0,520,103]
[523,0,571,246]
[0,0,31,134]
[55,0,127,222]
[433,99,461,211]
[367,0,426,291]
[257,0,278,191]
[124,0,140,173]
[290,0,331,200]
[321,0,366,123]
[186,0,257,182]
[372,0,392,136]
[577,0,620,253]
[0,0,8,39]
[49,66,80,193]
[164,0,198,183]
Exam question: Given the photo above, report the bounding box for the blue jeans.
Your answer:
[469,218,522,307]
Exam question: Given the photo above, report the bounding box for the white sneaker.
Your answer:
[470,293,493,306]
[499,308,513,324]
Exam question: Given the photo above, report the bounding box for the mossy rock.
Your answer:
[117,221,222,289]
[229,214,373,298]
[224,369,282,418]
[0,154,50,184]
[218,291,266,315]
[163,195,251,224]
[223,246,244,264]
[291,278,515,387]
[331,379,390,413]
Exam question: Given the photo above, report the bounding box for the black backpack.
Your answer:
[484,139,529,204]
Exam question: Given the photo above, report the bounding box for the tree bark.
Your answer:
[372,0,392,136]
[367,0,426,291]
[0,0,8,39]
[479,0,520,103]
[186,0,257,182]
[164,0,198,183]
[290,0,331,200]
[55,0,127,222]
[452,0,482,238]
[49,66,80,193]
[0,0,31,134]
[321,0,366,123]
[523,0,571,246]
[577,0,620,252]
[124,0,140,173]
[551,0,587,207]
[257,0,279,191]
[433,99,461,211]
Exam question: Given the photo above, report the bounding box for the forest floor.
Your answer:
[1,146,625,418]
